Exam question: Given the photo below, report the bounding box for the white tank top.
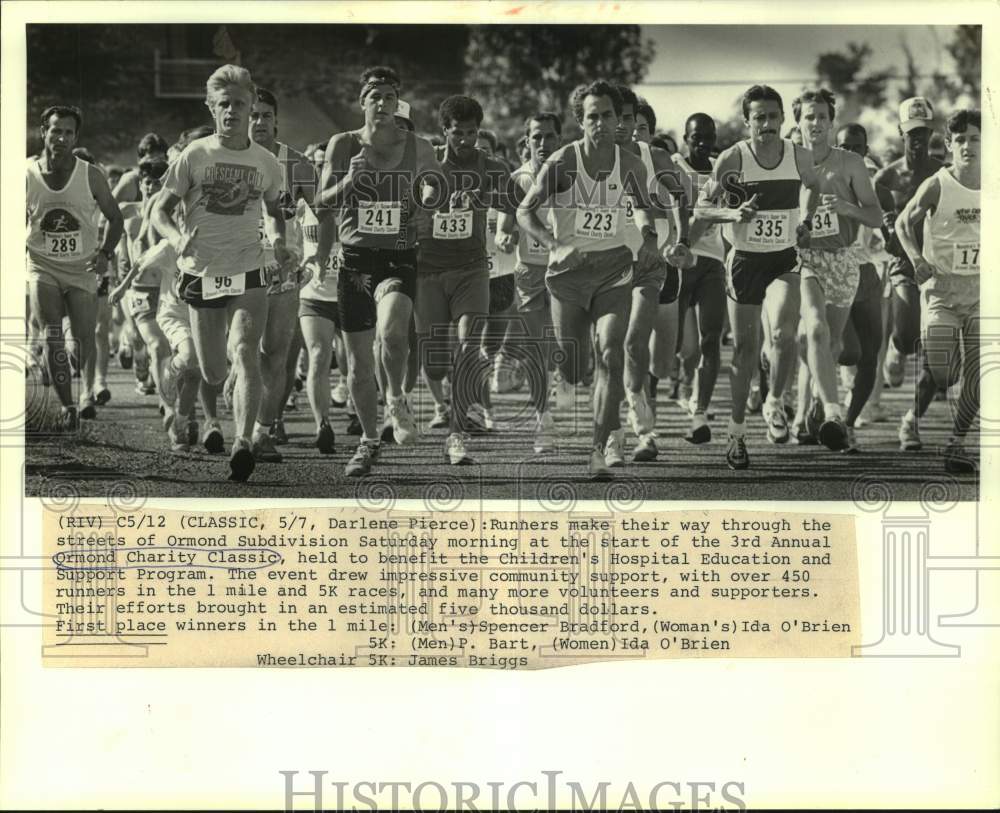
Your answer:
[514,161,551,268]
[299,201,339,302]
[26,157,101,271]
[550,142,630,254]
[673,153,726,262]
[486,207,516,279]
[723,139,801,254]
[923,168,980,276]
[260,142,304,266]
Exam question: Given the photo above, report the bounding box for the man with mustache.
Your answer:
[688,84,822,470]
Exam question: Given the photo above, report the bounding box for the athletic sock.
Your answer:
[728,418,745,437]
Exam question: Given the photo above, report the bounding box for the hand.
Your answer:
[273,239,293,270]
[304,252,328,282]
[171,226,198,258]
[821,193,852,217]
[735,193,761,223]
[548,243,583,273]
[86,252,108,278]
[346,151,368,181]
[664,242,695,270]
[914,257,935,286]
[107,283,127,308]
[796,222,812,249]
[449,190,471,210]
[495,230,517,254]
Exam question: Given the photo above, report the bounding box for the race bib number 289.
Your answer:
[43,231,82,258]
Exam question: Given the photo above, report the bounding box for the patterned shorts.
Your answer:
[798,247,861,308]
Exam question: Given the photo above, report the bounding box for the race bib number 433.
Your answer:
[746,211,791,247]
[358,202,401,235]
[43,231,82,258]
[574,207,619,240]
[432,210,473,240]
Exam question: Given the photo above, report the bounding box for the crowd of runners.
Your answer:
[25,62,981,482]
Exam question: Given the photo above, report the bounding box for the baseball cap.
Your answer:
[898,97,934,133]
[395,99,411,122]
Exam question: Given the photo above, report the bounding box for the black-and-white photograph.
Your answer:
[21,21,982,499]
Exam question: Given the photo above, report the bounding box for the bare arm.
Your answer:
[90,164,124,255]
[516,149,570,251]
[688,148,751,245]
[895,175,940,281]
[314,133,364,210]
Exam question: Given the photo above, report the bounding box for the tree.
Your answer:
[463,25,654,142]
[815,41,891,120]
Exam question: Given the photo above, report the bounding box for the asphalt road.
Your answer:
[24,349,979,502]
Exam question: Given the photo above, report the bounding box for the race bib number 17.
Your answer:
[952,242,980,275]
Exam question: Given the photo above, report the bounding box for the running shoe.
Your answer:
[626,390,655,435]
[346,413,363,436]
[765,398,789,444]
[819,416,849,451]
[943,438,975,474]
[604,428,626,468]
[270,418,288,445]
[94,387,111,406]
[428,403,450,430]
[684,413,711,445]
[842,426,860,455]
[588,448,614,481]
[805,399,825,440]
[345,441,377,477]
[315,419,336,454]
[533,411,556,455]
[387,396,418,445]
[229,438,256,482]
[202,422,225,454]
[633,432,658,462]
[330,381,349,409]
[898,413,922,451]
[445,432,474,465]
[726,434,750,470]
[883,342,905,388]
[251,432,283,463]
[60,406,78,432]
[79,398,97,421]
[856,402,890,427]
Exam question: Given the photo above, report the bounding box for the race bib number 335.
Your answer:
[746,212,791,247]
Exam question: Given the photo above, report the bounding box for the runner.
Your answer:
[792,89,882,452]
[874,97,943,389]
[517,80,674,479]
[617,88,691,464]
[245,87,315,463]
[833,123,888,442]
[26,105,124,429]
[413,94,515,464]
[894,109,980,472]
[314,66,440,477]
[687,84,822,469]
[151,64,293,482]
[497,111,563,453]
[112,132,169,203]
[671,112,728,445]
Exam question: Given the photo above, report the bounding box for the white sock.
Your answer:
[728,418,745,437]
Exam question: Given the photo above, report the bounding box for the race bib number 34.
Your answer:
[203,274,246,300]
[432,210,473,240]
[810,206,840,239]
[746,212,791,247]
[358,202,401,235]
[43,231,82,258]
[574,207,619,240]
[952,242,980,275]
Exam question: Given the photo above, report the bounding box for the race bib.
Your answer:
[258,216,270,247]
[432,210,474,240]
[574,207,619,240]
[129,290,154,316]
[746,211,791,247]
[624,198,635,226]
[952,242,980,275]
[810,206,840,239]
[43,231,83,258]
[203,273,246,300]
[358,201,401,235]
[527,237,548,259]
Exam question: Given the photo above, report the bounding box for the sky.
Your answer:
[636,25,960,140]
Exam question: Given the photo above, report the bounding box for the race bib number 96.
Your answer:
[358,202,401,235]
[203,274,246,300]
[43,231,82,258]
[952,242,980,275]
[574,207,619,240]
[746,212,791,247]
